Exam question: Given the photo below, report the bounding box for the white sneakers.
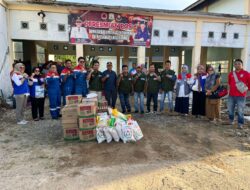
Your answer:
[17,120,28,125]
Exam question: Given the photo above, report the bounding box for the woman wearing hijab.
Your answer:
[174,65,193,115]
[205,65,221,123]
[11,62,30,125]
[192,64,207,118]
[46,63,61,119]
[28,67,45,121]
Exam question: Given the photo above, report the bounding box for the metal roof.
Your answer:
[5,0,250,20]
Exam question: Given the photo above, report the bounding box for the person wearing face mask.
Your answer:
[74,57,88,97]
[28,67,45,121]
[11,62,30,125]
[174,65,193,116]
[46,63,61,119]
[61,59,74,105]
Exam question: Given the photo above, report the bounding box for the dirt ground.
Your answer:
[0,102,250,190]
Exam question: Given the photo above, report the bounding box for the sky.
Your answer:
[59,0,198,10]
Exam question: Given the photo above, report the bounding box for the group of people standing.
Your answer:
[11,57,250,129]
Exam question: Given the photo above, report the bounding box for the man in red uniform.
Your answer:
[227,59,250,129]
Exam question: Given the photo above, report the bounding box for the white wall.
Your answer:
[208,0,245,15]
[0,5,12,98]
[10,10,69,41]
[201,22,246,48]
[151,20,196,46]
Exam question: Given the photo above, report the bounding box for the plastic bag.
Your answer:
[97,115,109,128]
[87,93,98,98]
[96,127,106,144]
[115,124,123,140]
[122,125,136,143]
[131,121,143,141]
[109,127,120,142]
[103,127,112,143]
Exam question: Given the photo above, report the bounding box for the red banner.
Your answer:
[68,10,153,47]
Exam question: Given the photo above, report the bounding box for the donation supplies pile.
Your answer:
[61,93,143,143]
[96,108,143,144]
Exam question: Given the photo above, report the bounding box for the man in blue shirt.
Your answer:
[135,22,150,42]
[102,62,117,108]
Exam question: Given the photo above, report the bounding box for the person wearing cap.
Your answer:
[74,57,88,97]
[11,62,30,125]
[134,21,150,42]
[102,62,117,108]
[133,65,146,114]
[87,60,103,101]
[129,63,137,76]
[60,59,74,105]
[159,60,176,113]
[146,64,161,114]
[117,65,133,113]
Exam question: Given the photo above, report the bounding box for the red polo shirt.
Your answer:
[228,69,250,97]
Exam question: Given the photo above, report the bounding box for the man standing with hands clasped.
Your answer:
[102,62,117,108]
[227,59,250,129]
[146,64,161,114]
[133,65,146,114]
[117,65,133,113]
[160,60,176,113]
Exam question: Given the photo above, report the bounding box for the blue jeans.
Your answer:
[119,93,131,112]
[227,96,246,125]
[134,92,144,112]
[160,91,173,112]
[147,93,158,112]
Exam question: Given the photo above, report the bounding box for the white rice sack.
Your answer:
[109,127,120,142]
[131,121,143,141]
[115,123,123,140]
[103,127,112,143]
[122,125,136,143]
[96,127,106,144]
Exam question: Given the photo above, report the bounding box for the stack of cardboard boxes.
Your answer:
[78,101,97,142]
[62,104,79,141]
[62,95,107,142]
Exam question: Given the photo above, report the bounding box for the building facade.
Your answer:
[0,0,250,98]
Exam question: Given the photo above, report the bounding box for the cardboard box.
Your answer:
[82,97,98,106]
[62,123,78,129]
[77,102,96,116]
[62,104,78,114]
[78,116,96,129]
[79,128,96,142]
[62,104,78,124]
[66,95,82,105]
[63,128,79,140]
[62,117,78,124]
